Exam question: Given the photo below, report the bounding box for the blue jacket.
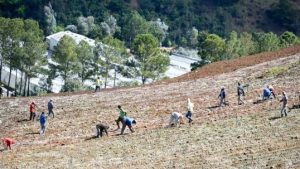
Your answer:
[40,113,47,125]
[48,101,54,110]
[219,89,226,99]
[124,117,134,126]
[263,88,271,97]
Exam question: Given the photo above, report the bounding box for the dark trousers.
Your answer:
[115,117,124,129]
[95,86,100,92]
[29,112,36,121]
[121,122,133,135]
[40,124,46,134]
[186,111,193,123]
[48,109,54,118]
[96,126,108,137]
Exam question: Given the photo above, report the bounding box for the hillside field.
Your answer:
[0,46,300,168]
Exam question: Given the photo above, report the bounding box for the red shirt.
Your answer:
[2,138,15,146]
[30,103,36,113]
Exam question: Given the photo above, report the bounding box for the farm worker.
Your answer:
[48,99,54,118]
[1,138,16,150]
[268,85,276,98]
[279,91,288,117]
[95,77,101,92]
[120,116,136,135]
[96,123,109,137]
[237,82,245,105]
[262,87,271,100]
[185,98,194,123]
[169,112,183,126]
[218,87,226,107]
[115,105,127,129]
[39,112,47,135]
[29,102,37,121]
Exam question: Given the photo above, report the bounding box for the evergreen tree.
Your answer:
[52,35,78,87]
[122,11,149,47]
[44,2,56,35]
[198,33,225,62]
[76,40,94,83]
[94,36,127,88]
[132,34,170,84]
[21,19,47,96]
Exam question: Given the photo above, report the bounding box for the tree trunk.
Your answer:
[64,71,67,86]
[19,71,23,94]
[27,77,30,97]
[7,63,12,96]
[104,66,108,89]
[113,67,116,88]
[81,68,84,83]
[0,59,2,84]
[14,69,17,96]
[23,74,27,96]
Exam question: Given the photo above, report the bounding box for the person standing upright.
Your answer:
[95,77,102,92]
[218,87,226,107]
[185,98,194,123]
[279,91,288,117]
[39,112,47,135]
[29,102,37,121]
[237,82,245,105]
[48,99,55,118]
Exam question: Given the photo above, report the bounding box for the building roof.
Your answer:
[46,31,96,47]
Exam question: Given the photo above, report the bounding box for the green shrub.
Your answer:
[118,81,140,87]
[265,66,288,77]
[61,79,92,92]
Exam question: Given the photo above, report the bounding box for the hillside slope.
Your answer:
[0,47,300,168]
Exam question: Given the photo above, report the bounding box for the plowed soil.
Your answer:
[0,46,300,168]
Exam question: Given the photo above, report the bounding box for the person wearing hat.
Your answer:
[115,105,127,129]
[1,137,16,150]
[29,102,37,121]
[279,91,288,117]
[218,87,226,107]
[39,112,47,134]
[120,116,136,135]
[48,99,55,118]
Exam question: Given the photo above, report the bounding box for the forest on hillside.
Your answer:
[0,0,299,46]
[0,0,300,95]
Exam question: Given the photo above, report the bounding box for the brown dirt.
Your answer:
[159,44,300,84]
[0,47,299,168]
